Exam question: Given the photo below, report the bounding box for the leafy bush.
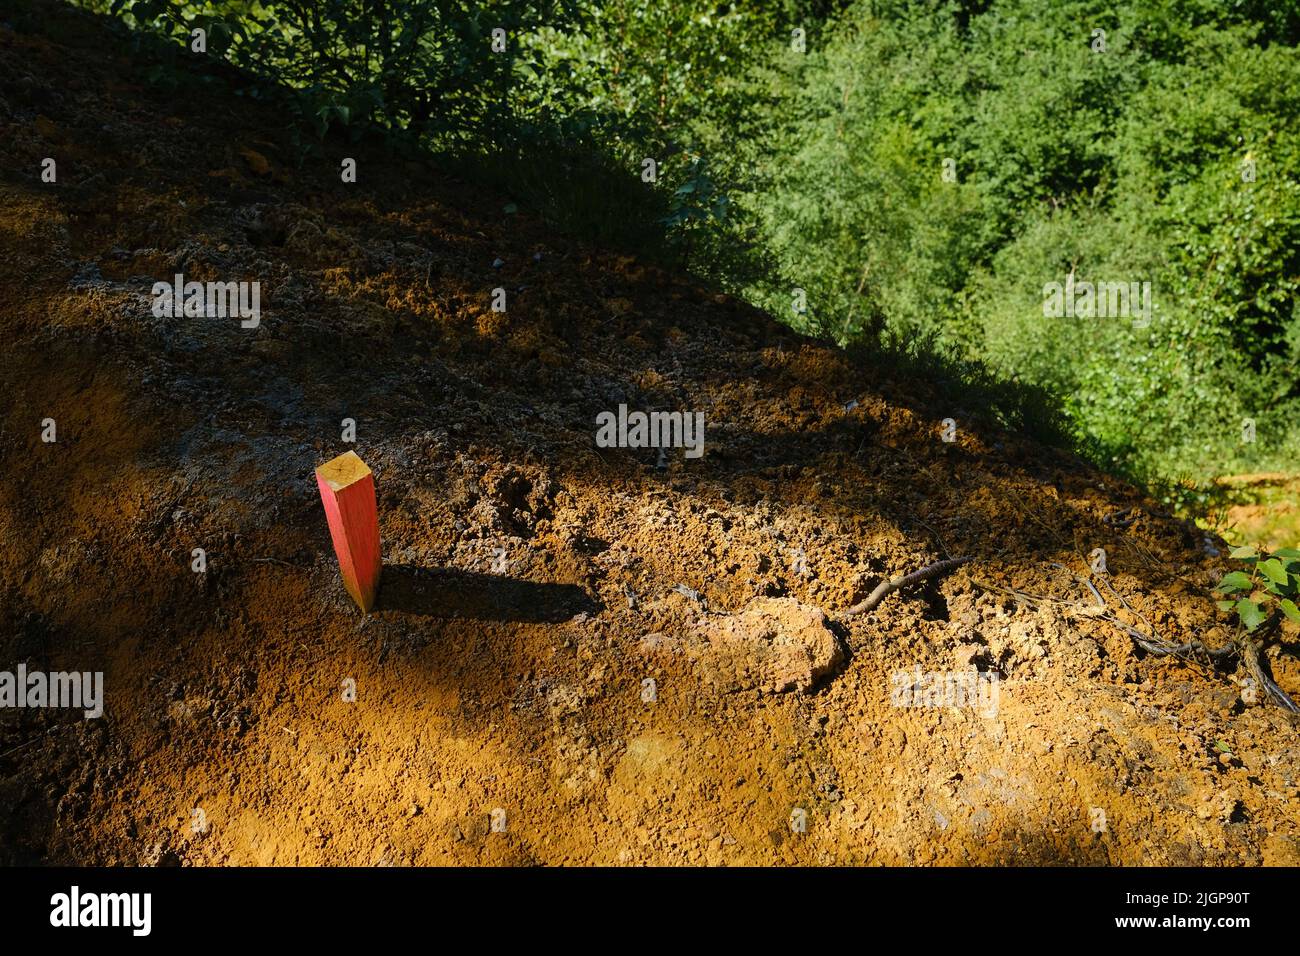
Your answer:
[95,0,583,148]
[83,0,1300,496]
[724,0,1300,484]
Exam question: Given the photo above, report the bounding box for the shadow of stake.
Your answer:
[378,565,598,622]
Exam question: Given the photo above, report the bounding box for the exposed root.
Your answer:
[842,556,974,616]
[974,564,1300,714]
[1239,627,1300,715]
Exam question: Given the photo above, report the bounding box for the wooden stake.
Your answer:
[315,451,382,612]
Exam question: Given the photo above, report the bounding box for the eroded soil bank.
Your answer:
[2,0,1299,865]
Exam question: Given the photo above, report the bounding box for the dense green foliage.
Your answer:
[721,0,1300,485]
[93,0,582,145]
[87,0,1300,489]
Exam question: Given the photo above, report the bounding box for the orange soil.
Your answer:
[1,0,1299,866]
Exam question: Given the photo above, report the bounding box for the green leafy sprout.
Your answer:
[1214,545,1300,633]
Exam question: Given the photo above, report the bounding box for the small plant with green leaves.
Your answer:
[1214,545,1300,634]
[661,157,730,231]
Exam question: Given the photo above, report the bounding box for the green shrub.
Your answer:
[83,0,1300,495]
[96,0,584,147]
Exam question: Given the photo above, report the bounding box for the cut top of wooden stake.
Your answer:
[316,450,371,492]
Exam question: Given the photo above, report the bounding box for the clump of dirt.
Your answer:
[695,598,846,694]
[1,0,1299,866]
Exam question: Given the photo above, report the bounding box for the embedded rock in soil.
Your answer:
[699,597,845,693]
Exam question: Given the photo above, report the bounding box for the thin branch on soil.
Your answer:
[972,566,1300,714]
[842,556,974,616]
[1243,644,1300,714]
[0,724,68,761]
[252,556,303,568]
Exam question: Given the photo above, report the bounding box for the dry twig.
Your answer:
[843,556,973,616]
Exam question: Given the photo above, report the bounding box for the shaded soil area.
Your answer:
[2,0,1299,865]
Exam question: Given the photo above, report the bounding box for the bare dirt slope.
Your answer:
[2,0,1299,866]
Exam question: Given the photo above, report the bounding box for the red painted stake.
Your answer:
[315,451,382,613]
